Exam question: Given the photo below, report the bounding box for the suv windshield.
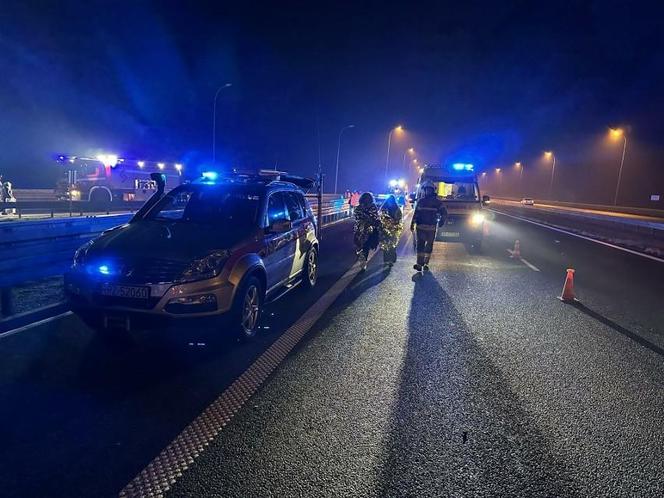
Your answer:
[146,184,260,227]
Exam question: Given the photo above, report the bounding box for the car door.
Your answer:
[283,191,308,277]
[263,192,295,291]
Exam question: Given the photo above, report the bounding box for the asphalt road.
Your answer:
[2,212,663,497]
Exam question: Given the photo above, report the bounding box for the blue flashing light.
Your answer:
[98,265,111,275]
[202,171,219,181]
[452,163,465,171]
[464,163,474,171]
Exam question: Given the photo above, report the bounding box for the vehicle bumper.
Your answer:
[64,269,237,326]
[435,215,485,242]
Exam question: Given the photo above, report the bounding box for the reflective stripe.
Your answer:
[416,224,437,231]
[417,206,439,211]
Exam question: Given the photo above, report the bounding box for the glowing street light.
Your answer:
[401,147,415,170]
[137,161,145,168]
[515,161,524,193]
[609,127,628,205]
[334,124,355,194]
[175,163,183,174]
[544,151,556,199]
[385,125,404,181]
[157,162,165,170]
[495,168,501,173]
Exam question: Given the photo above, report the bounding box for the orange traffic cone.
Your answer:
[558,268,578,302]
[510,240,521,258]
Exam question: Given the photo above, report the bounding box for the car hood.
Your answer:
[86,220,254,262]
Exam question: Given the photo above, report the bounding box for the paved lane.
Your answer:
[0,220,358,498]
[167,215,664,497]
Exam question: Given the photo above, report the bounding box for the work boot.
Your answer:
[413,264,422,271]
[423,264,430,271]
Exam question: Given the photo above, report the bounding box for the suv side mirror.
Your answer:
[268,218,292,233]
[482,195,491,205]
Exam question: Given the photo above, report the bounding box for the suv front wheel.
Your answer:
[233,275,263,340]
[303,246,318,288]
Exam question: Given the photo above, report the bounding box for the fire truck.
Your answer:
[55,154,183,204]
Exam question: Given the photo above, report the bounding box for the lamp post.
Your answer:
[515,162,523,196]
[545,151,556,200]
[610,128,628,206]
[402,147,415,170]
[212,83,232,163]
[385,125,403,182]
[334,124,355,194]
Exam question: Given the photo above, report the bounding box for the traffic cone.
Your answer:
[558,268,578,302]
[510,240,521,258]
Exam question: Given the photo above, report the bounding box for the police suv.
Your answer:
[65,170,319,340]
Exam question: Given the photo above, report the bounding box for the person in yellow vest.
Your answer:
[410,181,447,271]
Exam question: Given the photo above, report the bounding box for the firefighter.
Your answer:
[410,180,447,271]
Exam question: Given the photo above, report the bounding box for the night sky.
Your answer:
[2,0,664,204]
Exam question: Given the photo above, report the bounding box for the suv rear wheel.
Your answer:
[303,246,318,288]
[233,275,263,340]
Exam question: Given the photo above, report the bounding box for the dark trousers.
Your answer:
[383,246,397,263]
[416,227,436,265]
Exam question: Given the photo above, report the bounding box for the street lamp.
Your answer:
[212,83,232,163]
[515,162,523,195]
[609,127,628,205]
[385,125,403,182]
[544,151,556,199]
[401,147,415,170]
[334,124,355,194]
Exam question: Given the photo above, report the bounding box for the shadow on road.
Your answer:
[571,302,664,357]
[379,272,580,496]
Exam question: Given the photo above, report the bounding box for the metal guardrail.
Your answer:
[0,195,350,318]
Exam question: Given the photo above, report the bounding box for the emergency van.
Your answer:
[415,163,490,249]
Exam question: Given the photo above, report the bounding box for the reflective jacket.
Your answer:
[411,195,447,231]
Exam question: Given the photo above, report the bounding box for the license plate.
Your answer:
[100,284,149,299]
[439,231,460,237]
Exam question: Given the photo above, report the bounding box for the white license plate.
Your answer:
[439,231,460,237]
[100,284,149,299]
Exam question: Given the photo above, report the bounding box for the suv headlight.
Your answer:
[469,212,485,227]
[73,240,94,268]
[178,251,230,283]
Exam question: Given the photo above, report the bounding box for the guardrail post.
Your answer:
[0,287,13,318]
[317,171,323,241]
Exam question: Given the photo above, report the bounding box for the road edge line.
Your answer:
[0,311,73,340]
[493,209,664,264]
[119,253,377,497]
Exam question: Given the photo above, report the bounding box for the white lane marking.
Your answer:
[120,248,379,497]
[0,311,73,340]
[506,249,541,272]
[493,209,664,264]
[520,257,541,272]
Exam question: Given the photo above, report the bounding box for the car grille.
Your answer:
[127,258,189,284]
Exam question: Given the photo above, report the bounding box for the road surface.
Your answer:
[1,212,663,497]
